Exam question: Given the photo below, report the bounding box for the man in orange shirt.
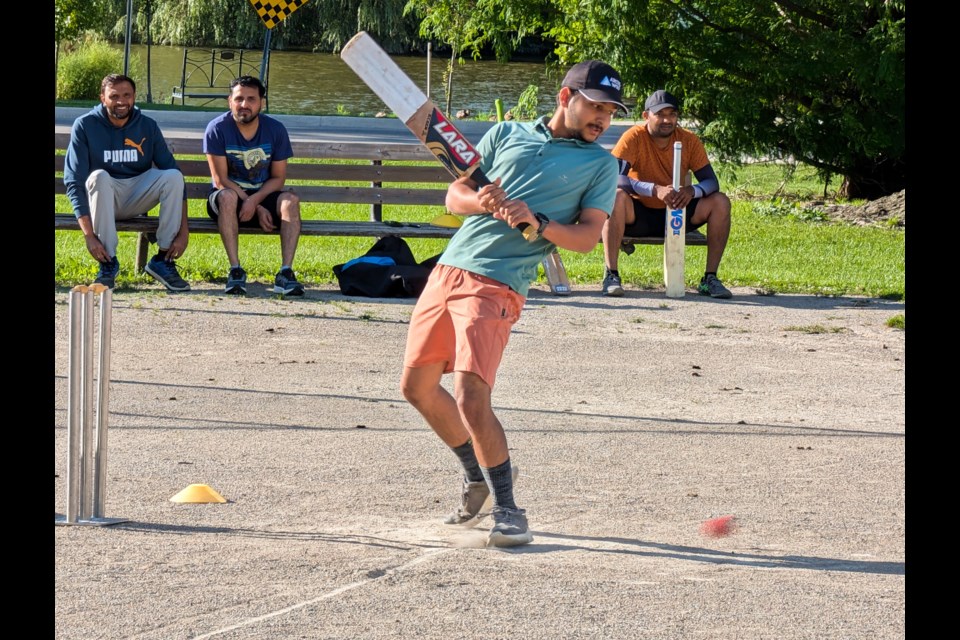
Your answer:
[602,90,732,298]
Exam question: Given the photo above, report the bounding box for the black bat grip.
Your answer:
[469,167,533,235]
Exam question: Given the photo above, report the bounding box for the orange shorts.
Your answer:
[403,264,525,389]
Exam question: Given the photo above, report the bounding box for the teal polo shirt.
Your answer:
[440,117,618,296]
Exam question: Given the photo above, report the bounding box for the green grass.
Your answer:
[54,157,905,299]
[554,201,903,298]
[782,324,849,334]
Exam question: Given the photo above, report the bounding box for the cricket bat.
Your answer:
[541,250,571,296]
[340,31,533,237]
[664,141,686,298]
[340,31,569,294]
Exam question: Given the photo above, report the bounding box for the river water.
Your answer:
[119,44,564,118]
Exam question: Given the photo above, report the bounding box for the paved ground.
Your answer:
[54,282,905,639]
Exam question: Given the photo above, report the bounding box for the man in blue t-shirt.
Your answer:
[203,76,303,295]
[400,61,626,547]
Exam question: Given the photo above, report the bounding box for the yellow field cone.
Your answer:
[170,484,227,504]
[431,213,462,228]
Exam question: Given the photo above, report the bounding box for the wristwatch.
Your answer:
[527,212,550,242]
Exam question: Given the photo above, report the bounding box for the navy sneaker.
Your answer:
[273,268,304,296]
[225,266,247,295]
[487,506,533,547]
[602,270,624,297]
[145,256,190,292]
[94,256,120,289]
[697,274,732,299]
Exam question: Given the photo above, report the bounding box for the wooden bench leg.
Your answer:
[135,232,151,273]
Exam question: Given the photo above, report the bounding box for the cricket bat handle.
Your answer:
[470,167,536,240]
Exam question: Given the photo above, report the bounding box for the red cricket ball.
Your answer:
[700,514,737,538]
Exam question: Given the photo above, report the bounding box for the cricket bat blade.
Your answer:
[341,31,484,184]
[341,32,541,241]
[664,141,686,298]
[542,250,571,296]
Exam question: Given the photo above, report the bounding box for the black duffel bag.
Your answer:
[333,236,441,298]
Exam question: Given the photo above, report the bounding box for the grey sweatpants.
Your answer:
[86,168,184,257]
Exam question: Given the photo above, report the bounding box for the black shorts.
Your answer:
[623,198,705,237]
[206,188,283,228]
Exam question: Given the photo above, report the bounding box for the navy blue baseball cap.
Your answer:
[644,90,680,114]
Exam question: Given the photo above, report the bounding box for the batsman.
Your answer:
[601,90,733,298]
[400,60,627,547]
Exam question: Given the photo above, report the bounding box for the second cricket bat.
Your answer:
[664,141,686,298]
[542,250,571,296]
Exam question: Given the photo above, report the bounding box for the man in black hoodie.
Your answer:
[63,74,190,291]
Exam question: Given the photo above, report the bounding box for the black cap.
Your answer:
[562,60,628,114]
[644,90,680,114]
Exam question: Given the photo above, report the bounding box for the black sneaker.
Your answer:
[94,256,120,289]
[273,268,304,296]
[602,271,624,297]
[697,274,733,299]
[225,266,247,295]
[145,256,191,292]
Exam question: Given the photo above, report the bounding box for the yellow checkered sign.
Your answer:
[249,0,309,29]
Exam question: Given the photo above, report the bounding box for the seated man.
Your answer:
[63,74,190,291]
[203,75,304,295]
[602,90,733,299]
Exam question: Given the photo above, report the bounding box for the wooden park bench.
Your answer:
[55,130,706,293]
[54,132,459,273]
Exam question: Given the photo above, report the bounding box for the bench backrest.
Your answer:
[54,131,455,210]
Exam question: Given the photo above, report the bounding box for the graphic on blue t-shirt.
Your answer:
[226,143,273,189]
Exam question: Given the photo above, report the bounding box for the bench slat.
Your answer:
[623,231,708,246]
[55,179,447,206]
[56,131,439,161]
[56,156,452,184]
[54,213,457,239]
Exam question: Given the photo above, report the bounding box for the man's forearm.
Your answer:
[692,164,720,197]
[445,178,487,215]
[76,214,94,237]
[245,177,286,206]
[617,175,656,198]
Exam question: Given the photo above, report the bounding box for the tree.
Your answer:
[404,0,539,114]
[55,0,113,80]
[401,0,908,197]
[89,0,423,52]
[489,0,907,200]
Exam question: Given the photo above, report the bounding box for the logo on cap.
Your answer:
[600,76,622,91]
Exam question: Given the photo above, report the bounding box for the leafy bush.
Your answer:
[512,85,541,121]
[753,199,827,223]
[57,37,133,101]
